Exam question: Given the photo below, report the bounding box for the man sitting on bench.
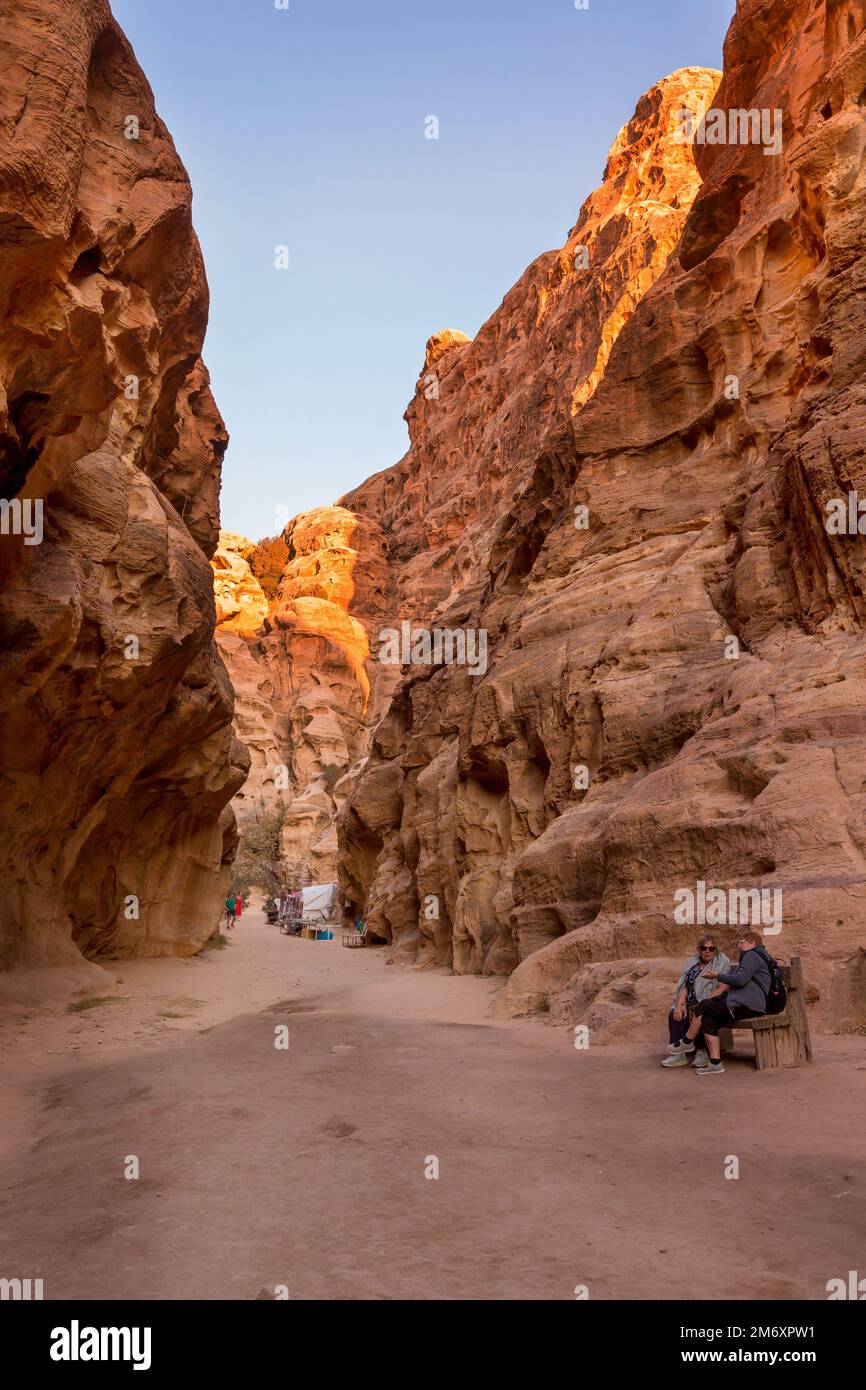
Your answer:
[682,930,770,1076]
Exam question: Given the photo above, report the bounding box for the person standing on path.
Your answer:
[224,893,236,930]
[234,892,243,924]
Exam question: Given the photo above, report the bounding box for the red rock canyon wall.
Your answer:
[212,510,399,885]
[0,0,247,969]
[330,0,866,1036]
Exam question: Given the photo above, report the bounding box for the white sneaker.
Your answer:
[691,1049,709,1068]
[695,1061,725,1075]
[666,1040,695,1054]
[661,1052,690,1067]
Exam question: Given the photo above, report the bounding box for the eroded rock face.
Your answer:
[342,68,722,627]
[213,507,399,884]
[0,0,248,967]
[336,8,866,1035]
[213,532,269,634]
[336,66,722,967]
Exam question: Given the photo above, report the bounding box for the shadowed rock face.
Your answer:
[332,4,866,1035]
[334,66,724,971]
[0,0,248,968]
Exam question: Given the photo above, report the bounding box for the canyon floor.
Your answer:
[1,914,864,1302]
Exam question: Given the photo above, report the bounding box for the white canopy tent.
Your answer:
[300,883,338,922]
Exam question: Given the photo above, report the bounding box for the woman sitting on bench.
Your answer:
[682,930,771,1076]
[662,933,731,1070]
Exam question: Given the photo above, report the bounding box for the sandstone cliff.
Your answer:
[213,510,399,885]
[213,68,722,896]
[333,3,866,1037]
[336,65,722,968]
[0,0,247,969]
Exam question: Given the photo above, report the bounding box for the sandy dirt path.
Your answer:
[1,911,864,1301]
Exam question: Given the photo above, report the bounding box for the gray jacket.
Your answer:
[673,951,732,1008]
[717,949,771,1012]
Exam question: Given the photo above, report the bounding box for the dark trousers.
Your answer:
[668,1009,704,1049]
[692,997,761,1036]
[668,1010,690,1045]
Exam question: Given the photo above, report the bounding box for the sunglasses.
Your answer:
[698,945,716,953]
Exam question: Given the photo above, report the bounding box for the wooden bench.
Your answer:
[718,957,812,1071]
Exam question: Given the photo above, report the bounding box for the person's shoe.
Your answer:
[695,1061,725,1075]
[661,1052,690,1067]
[691,1049,709,1068]
[666,1041,695,1054]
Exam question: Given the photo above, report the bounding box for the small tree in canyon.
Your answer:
[319,762,344,797]
[250,534,290,600]
[230,803,286,900]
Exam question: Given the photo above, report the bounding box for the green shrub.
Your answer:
[320,763,344,794]
[229,804,286,898]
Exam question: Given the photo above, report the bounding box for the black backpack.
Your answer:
[756,947,787,1014]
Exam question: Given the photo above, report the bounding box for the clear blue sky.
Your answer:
[112,0,732,542]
